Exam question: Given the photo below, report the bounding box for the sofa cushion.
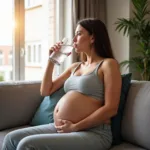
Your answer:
[121,81,150,150]
[111,73,132,145]
[0,81,42,130]
[110,142,146,150]
[31,87,65,126]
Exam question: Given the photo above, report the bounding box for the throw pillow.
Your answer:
[31,86,65,126]
[111,73,132,145]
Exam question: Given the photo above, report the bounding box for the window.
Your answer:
[0,0,57,81]
[24,0,57,80]
[0,50,3,65]
[25,42,42,66]
[38,44,41,63]
[0,0,14,81]
[25,0,42,9]
[33,45,36,62]
[8,51,13,65]
[0,0,73,82]
[27,45,31,62]
[26,0,30,7]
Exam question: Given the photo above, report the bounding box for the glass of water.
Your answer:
[49,37,73,65]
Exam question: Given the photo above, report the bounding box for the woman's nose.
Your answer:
[73,36,77,42]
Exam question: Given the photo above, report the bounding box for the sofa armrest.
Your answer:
[0,81,43,130]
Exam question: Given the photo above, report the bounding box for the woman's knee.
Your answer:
[17,136,35,150]
[2,131,20,149]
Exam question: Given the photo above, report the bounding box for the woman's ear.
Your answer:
[90,35,95,44]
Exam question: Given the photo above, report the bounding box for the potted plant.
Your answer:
[115,0,150,81]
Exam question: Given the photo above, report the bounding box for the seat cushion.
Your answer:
[0,125,30,150]
[110,142,146,150]
[121,81,150,150]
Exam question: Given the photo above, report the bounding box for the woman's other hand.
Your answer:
[55,119,77,133]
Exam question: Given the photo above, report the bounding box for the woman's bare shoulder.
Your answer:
[98,58,121,78]
[102,58,119,69]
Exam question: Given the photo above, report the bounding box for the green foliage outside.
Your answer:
[0,74,4,81]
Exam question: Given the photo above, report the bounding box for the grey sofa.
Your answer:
[0,80,150,150]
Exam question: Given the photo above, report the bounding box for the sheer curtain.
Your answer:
[71,0,106,62]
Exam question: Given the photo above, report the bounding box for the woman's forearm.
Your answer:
[74,106,117,131]
[40,60,55,96]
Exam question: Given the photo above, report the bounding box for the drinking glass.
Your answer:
[49,37,73,65]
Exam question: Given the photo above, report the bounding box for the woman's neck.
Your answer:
[85,53,104,65]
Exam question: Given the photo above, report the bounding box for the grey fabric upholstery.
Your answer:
[0,81,42,131]
[110,142,146,150]
[121,81,150,150]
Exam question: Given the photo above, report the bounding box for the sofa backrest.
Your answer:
[121,80,150,149]
[0,81,42,131]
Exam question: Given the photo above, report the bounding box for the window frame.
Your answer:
[13,0,25,80]
[11,0,72,81]
[55,0,74,76]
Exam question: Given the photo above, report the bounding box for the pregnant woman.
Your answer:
[2,18,121,150]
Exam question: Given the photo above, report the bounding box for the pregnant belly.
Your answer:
[54,91,102,126]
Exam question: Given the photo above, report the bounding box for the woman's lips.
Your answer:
[73,43,77,48]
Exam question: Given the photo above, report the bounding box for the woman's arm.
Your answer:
[40,60,79,96]
[73,59,122,131]
[40,41,78,96]
[40,60,55,96]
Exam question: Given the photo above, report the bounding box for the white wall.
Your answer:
[106,0,130,73]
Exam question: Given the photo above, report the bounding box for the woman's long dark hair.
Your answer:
[77,18,114,61]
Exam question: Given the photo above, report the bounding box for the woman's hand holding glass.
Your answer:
[49,37,73,65]
[49,41,62,56]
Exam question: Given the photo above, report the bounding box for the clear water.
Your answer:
[49,45,73,65]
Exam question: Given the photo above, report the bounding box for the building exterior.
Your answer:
[0,46,12,81]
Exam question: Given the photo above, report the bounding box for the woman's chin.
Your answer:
[74,48,80,53]
[74,49,78,53]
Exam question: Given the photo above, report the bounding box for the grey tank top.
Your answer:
[64,60,104,101]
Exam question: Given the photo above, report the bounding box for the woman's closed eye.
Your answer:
[75,31,82,36]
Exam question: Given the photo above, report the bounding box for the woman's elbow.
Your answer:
[110,107,118,117]
[40,89,50,96]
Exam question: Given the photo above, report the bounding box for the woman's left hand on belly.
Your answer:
[55,119,77,133]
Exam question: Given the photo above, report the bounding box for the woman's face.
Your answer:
[73,25,93,53]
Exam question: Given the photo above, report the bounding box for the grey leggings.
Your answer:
[2,123,112,150]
